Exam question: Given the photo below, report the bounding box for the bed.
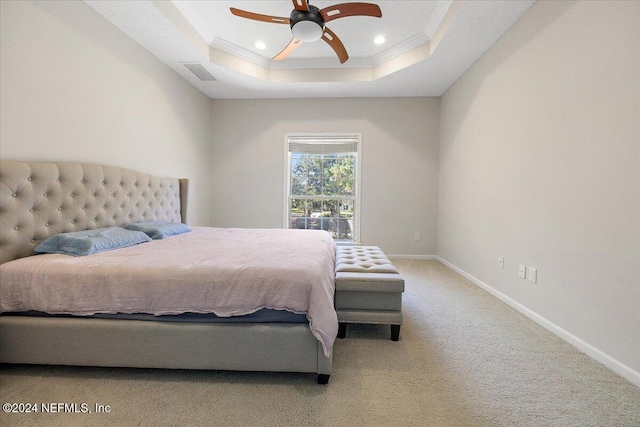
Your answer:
[0,160,336,384]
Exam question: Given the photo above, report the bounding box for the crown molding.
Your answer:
[424,0,454,39]
[371,32,430,66]
[210,37,271,68]
[212,31,434,70]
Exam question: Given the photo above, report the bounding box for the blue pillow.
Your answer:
[35,227,152,256]
[124,221,191,240]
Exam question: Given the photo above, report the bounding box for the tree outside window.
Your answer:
[286,134,360,242]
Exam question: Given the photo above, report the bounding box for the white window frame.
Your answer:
[284,132,362,244]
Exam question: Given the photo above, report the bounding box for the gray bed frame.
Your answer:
[0,160,332,384]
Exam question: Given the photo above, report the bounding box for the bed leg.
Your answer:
[317,374,330,385]
[337,323,347,339]
[391,324,401,341]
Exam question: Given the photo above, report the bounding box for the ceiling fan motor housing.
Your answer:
[290,5,325,42]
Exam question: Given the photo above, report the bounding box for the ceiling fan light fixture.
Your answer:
[290,4,325,43]
[291,21,324,42]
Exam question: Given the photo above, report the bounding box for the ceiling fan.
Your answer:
[230,1,382,64]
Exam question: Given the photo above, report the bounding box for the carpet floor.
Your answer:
[1,260,638,426]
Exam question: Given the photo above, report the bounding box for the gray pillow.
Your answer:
[35,227,151,256]
[124,221,191,240]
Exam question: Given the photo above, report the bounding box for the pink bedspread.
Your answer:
[0,227,338,356]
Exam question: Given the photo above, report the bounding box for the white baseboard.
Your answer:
[436,256,640,388]
[387,254,437,260]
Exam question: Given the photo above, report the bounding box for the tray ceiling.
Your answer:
[85,1,536,99]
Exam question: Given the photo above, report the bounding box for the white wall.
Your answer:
[438,0,640,379]
[210,98,439,256]
[0,0,212,226]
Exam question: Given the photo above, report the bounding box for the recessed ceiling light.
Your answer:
[374,36,386,45]
[255,41,266,50]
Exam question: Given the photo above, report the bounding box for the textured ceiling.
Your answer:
[85,0,536,99]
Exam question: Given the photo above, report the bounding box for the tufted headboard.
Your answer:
[0,160,188,264]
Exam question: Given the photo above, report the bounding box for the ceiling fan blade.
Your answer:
[321,27,349,64]
[292,0,309,11]
[320,3,382,23]
[229,7,290,24]
[273,38,303,61]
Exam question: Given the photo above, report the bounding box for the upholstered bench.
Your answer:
[334,246,405,341]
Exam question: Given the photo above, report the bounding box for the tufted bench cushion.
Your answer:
[336,246,399,274]
[335,246,404,341]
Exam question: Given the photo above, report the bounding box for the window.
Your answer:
[285,133,361,242]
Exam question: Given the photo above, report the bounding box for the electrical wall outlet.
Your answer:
[519,264,526,279]
[528,267,537,283]
[414,233,420,241]
[498,256,504,269]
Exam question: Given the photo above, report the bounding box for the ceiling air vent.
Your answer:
[182,63,216,81]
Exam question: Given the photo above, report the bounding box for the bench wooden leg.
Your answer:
[337,323,347,339]
[391,324,401,341]
[317,374,330,385]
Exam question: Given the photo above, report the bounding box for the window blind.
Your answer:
[288,136,358,154]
